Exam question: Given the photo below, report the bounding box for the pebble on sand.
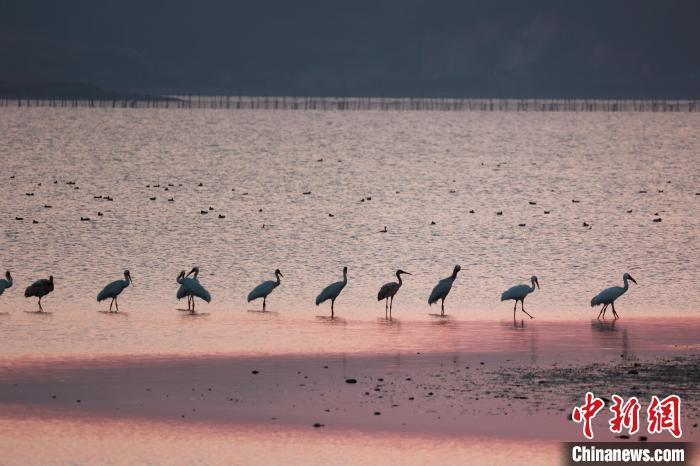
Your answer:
[345,378,357,384]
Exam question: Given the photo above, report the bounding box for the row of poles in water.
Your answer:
[0,267,637,322]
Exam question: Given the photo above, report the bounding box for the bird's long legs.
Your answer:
[38,297,43,312]
[115,297,119,312]
[385,299,388,319]
[612,302,619,320]
[521,301,534,319]
[109,298,114,312]
[441,299,445,316]
[389,296,393,320]
[190,298,196,315]
[597,304,608,320]
[513,301,517,324]
[262,297,266,312]
[331,299,335,319]
[187,295,192,311]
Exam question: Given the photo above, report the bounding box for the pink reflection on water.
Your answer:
[0,409,561,466]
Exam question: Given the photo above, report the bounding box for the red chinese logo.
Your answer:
[572,392,605,439]
[609,395,640,435]
[572,393,682,439]
[647,395,682,438]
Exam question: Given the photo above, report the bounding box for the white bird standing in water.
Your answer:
[428,265,461,316]
[377,269,411,319]
[179,267,211,314]
[247,269,283,311]
[24,275,54,312]
[97,270,132,312]
[0,271,12,299]
[315,266,347,318]
[591,273,637,320]
[176,270,193,311]
[501,275,539,323]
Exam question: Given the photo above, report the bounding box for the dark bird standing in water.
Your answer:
[377,269,411,319]
[25,275,54,312]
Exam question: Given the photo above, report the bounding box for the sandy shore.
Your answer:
[1,350,697,443]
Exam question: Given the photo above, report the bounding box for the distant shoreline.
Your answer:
[1,95,699,112]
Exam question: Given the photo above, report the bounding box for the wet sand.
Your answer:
[0,319,698,464]
[1,347,697,443]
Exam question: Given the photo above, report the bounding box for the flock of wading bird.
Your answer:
[0,266,637,323]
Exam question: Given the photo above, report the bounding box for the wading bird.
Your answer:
[501,276,539,323]
[316,267,347,318]
[176,270,192,311]
[25,275,54,312]
[428,265,461,316]
[180,267,211,313]
[0,271,12,298]
[247,269,283,311]
[97,270,132,312]
[591,273,637,320]
[377,269,411,319]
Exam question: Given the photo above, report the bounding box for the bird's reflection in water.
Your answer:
[502,319,531,330]
[591,319,617,332]
[427,318,461,351]
[428,314,453,322]
[500,320,539,364]
[247,310,280,317]
[97,310,129,317]
[314,315,347,326]
[590,320,634,360]
[179,312,210,319]
[376,317,401,326]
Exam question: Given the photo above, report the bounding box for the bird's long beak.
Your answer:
[186,268,195,277]
[279,271,284,277]
[536,280,540,289]
[629,276,637,284]
[405,272,413,275]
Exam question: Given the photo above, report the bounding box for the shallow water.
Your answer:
[0,108,699,356]
[1,106,699,465]
[0,311,698,361]
[0,416,560,466]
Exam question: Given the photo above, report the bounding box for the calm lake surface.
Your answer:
[1,107,699,465]
[0,108,699,357]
